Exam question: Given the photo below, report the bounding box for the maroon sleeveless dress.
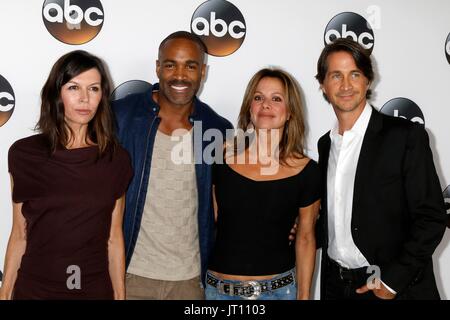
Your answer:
[8,134,132,300]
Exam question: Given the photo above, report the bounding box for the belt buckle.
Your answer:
[338,266,353,282]
[240,281,261,300]
[338,266,345,280]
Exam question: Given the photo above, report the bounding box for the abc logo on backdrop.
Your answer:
[444,186,450,228]
[444,186,450,212]
[191,0,246,57]
[324,12,375,54]
[111,80,152,101]
[0,74,15,127]
[446,32,450,64]
[380,98,425,126]
[42,0,104,45]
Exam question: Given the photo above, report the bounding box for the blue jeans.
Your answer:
[205,269,297,300]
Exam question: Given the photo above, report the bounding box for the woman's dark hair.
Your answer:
[315,38,374,100]
[36,50,117,155]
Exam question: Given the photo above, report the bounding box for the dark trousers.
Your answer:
[323,258,381,300]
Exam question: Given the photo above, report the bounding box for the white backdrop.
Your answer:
[0,0,449,299]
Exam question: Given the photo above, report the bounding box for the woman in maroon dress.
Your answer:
[0,51,132,300]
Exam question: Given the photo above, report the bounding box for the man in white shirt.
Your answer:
[315,38,447,300]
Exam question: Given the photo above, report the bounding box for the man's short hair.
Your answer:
[158,31,207,60]
[315,38,374,100]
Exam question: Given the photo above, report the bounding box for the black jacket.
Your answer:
[317,108,447,299]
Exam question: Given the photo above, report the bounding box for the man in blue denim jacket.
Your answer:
[113,31,232,299]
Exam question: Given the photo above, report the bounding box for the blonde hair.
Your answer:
[236,68,306,164]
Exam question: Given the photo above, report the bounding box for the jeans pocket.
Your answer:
[204,284,218,300]
[271,282,297,300]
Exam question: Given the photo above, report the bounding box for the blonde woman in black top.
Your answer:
[206,68,320,300]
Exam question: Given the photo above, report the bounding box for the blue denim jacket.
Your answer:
[112,83,233,286]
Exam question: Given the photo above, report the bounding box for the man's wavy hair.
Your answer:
[315,38,374,102]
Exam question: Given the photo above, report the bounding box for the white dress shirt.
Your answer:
[327,103,372,269]
[326,103,396,294]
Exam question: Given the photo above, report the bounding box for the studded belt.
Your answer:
[206,272,295,299]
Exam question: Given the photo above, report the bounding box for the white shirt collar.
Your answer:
[329,103,372,140]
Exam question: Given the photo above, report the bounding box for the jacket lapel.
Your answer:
[319,135,331,204]
[352,107,383,227]
[318,132,331,248]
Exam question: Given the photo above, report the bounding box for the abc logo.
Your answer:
[444,186,450,212]
[446,32,450,64]
[42,0,104,45]
[444,186,450,228]
[0,74,15,127]
[324,12,375,54]
[111,80,152,101]
[380,98,425,126]
[191,0,246,57]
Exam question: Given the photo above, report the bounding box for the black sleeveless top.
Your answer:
[209,160,321,275]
